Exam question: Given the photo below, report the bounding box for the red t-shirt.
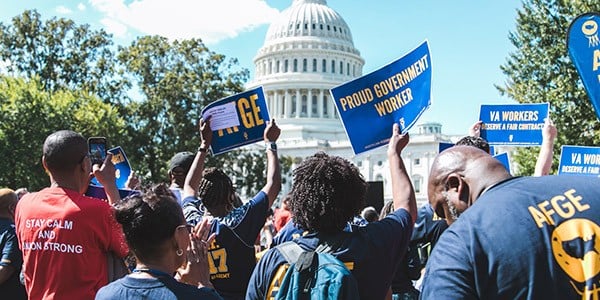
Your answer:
[273,209,291,232]
[15,187,128,300]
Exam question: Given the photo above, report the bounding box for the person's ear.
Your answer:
[445,173,470,205]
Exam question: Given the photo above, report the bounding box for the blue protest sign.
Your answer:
[90,146,132,189]
[330,41,432,155]
[493,152,511,174]
[85,185,139,200]
[479,103,549,146]
[558,145,600,176]
[439,142,454,153]
[567,13,600,120]
[202,87,270,155]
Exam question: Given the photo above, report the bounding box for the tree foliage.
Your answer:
[0,10,127,103]
[0,10,291,198]
[118,35,250,183]
[498,0,600,175]
[0,76,126,190]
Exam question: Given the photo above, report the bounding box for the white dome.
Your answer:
[265,0,354,46]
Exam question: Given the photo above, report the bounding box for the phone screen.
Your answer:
[88,137,107,165]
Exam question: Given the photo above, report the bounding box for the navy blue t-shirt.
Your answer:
[271,216,369,248]
[183,191,269,300]
[0,217,27,299]
[95,275,222,299]
[246,208,413,300]
[421,176,600,299]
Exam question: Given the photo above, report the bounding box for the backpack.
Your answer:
[274,241,360,300]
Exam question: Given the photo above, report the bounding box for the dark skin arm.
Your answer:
[183,118,212,199]
[261,119,282,206]
[387,123,417,224]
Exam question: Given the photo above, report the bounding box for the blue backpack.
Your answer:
[274,241,360,300]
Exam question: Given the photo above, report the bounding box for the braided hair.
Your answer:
[198,167,235,216]
[290,152,367,234]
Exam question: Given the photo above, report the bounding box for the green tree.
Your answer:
[498,0,600,175]
[0,76,126,190]
[0,10,127,103]
[118,35,252,183]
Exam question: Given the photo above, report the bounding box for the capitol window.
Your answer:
[303,59,307,72]
[347,62,350,75]
[312,59,317,72]
[322,59,326,72]
[320,24,323,30]
[291,95,297,116]
[301,95,307,116]
[340,61,343,74]
[312,24,316,30]
[323,95,328,116]
[331,60,335,73]
[312,95,318,115]
[327,25,330,31]
[333,26,337,32]
[276,61,280,73]
[285,60,289,72]
[412,175,423,194]
[293,59,298,72]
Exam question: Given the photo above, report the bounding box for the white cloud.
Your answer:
[89,0,280,44]
[56,5,73,14]
[78,3,87,11]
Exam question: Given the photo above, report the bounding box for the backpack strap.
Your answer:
[277,242,318,273]
[276,241,305,265]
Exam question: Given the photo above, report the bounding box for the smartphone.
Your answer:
[88,137,107,165]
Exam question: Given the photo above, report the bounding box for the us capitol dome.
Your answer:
[247,0,455,206]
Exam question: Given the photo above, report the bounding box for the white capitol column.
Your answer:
[327,91,334,119]
[307,89,313,117]
[295,89,301,118]
[318,89,324,118]
[284,90,291,118]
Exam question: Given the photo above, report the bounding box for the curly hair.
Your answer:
[198,167,235,215]
[290,152,366,233]
[114,184,184,262]
[455,136,490,154]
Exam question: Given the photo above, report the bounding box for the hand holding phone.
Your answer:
[88,137,107,166]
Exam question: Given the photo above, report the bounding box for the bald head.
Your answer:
[428,146,511,223]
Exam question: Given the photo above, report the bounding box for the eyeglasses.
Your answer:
[176,224,194,234]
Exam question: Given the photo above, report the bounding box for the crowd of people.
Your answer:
[1,113,598,300]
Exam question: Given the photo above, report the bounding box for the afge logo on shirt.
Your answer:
[551,218,600,298]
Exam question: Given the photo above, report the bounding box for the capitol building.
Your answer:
[247,0,459,207]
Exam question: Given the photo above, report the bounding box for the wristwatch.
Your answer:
[266,141,277,151]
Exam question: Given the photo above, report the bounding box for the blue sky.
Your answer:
[1,0,522,135]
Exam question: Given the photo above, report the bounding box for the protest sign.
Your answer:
[558,145,600,176]
[567,13,600,120]
[90,146,132,189]
[330,41,432,155]
[438,142,454,153]
[202,87,270,155]
[85,185,139,200]
[479,103,549,146]
[493,152,511,174]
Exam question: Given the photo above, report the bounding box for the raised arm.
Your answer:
[387,123,417,224]
[534,117,557,176]
[93,153,120,206]
[261,119,281,206]
[183,118,212,199]
[469,120,483,137]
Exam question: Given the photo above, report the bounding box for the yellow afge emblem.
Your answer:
[551,219,600,298]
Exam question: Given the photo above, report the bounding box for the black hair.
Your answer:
[43,130,88,173]
[290,152,366,233]
[114,183,184,262]
[455,136,490,154]
[198,167,235,215]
